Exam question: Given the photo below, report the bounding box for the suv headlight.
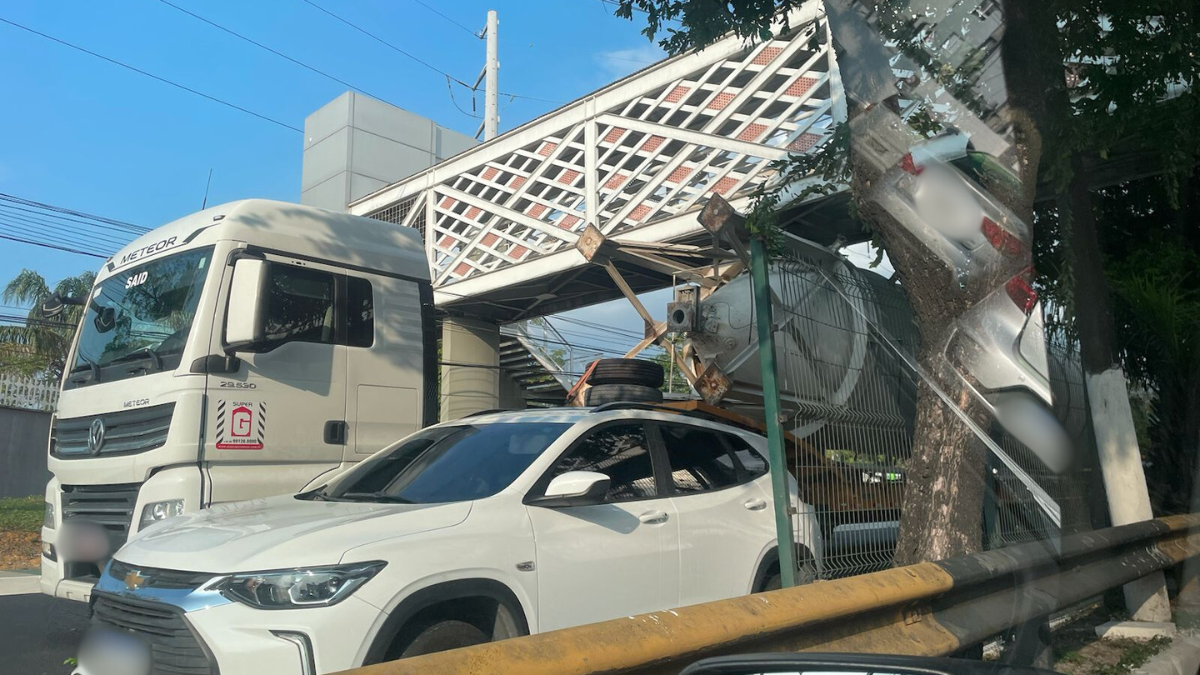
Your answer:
[214,561,386,609]
[139,500,185,529]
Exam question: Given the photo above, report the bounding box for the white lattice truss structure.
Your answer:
[350,2,844,304]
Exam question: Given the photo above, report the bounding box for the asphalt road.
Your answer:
[0,593,90,675]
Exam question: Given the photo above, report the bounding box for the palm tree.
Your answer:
[0,268,96,380]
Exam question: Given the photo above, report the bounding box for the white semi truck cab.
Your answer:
[40,199,435,602]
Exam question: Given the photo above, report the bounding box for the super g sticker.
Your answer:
[215,399,265,450]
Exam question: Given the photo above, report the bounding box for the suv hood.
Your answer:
[115,495,471,572]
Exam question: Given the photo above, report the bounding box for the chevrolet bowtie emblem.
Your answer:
[124,570,148,591]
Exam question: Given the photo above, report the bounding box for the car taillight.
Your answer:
[900,153,923,175]
[1005,267,1038,315]
[982,216,1024,256]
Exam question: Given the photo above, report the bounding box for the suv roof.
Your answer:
[446,405,766,441]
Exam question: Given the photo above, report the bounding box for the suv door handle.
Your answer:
[744,498,768,511]
[638,510,669,524]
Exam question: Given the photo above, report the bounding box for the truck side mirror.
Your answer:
[41,294,65,318]
[41,293,85,318]
[224,258,269,353]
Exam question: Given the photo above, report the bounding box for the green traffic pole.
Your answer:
[749,235,798,588]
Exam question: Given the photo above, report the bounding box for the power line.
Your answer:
[0,218,117,256]
[0,229,109,259]
[0,205,135,247]
[0,193,145,233]
[299,0,563,105]
[0,15,302,133]
[409,0,481,38]
[0,217,122,255]
[152,0,402,109]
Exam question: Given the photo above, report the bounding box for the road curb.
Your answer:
[1132,633,1200,675]
[0,570,41,597]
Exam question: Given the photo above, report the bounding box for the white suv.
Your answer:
[79,407,822,675]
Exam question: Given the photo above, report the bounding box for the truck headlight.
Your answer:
[139,500,185,529]
[214,561,386,609]
[44,502,55,530]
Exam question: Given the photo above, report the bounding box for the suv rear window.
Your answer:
[659,424,741,494]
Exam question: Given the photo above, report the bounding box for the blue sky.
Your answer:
[0,0,667,309]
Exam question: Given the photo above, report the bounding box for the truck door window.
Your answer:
[658,424,741,494]
[263,264,336,346]
[346,276,374,348]
[548,423,657,502]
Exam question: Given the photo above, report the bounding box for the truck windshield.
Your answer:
[310,422,573,504]
[67,246,214,387]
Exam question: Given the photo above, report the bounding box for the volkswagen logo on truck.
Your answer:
[87,418,106,455]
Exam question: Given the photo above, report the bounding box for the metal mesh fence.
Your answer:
[765,249,1097,579]
[367,195,424,239]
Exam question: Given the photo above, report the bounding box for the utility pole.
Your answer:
[483,10,499,140]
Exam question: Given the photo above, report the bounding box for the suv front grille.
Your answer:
[54,402,175,458]
[92,593,218,675]
[109,559,215,591]
[62,483,140,579]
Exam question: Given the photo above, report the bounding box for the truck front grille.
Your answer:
[54,402,175,458]
[62,483,140,580]
[92,592,218,675]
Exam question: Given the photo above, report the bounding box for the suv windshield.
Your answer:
[67,246,213,387]
[313,422,573,504]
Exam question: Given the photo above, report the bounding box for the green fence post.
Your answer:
[750,235,798,587]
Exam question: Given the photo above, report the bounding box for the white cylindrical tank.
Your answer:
[684,256,919,445]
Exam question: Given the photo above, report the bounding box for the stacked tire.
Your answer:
[583,358,665,406]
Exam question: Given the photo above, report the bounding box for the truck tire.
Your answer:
[587,358,665,388]
[399,620,488,658]
[584,383,664,406]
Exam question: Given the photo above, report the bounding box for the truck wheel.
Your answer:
[588,358,665,388]
[400,620,488,658]
[585,383,664,406]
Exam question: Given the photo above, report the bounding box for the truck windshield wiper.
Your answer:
[336,492,413,504]
[296,486,330,501]
[68,358,101,384]
[111,346,163,373]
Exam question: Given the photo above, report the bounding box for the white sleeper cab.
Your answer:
[41,199,435,603]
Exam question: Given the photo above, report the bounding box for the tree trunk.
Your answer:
[852,185,992,566]
[892,358,989,565]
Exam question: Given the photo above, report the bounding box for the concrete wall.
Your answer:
[0,406,51,499]
[302,92,478,212]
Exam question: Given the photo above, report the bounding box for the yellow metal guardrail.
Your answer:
[339,514,1200,675]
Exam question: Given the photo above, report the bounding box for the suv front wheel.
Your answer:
[400,619,489,658]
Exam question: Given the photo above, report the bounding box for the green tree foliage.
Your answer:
[0,269,94,379]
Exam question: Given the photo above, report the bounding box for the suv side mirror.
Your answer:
[528,471,611,508]
[224,258,269,353]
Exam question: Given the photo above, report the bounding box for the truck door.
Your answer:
[204,253,347,503]
[344,273,425,462]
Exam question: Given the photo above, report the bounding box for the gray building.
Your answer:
[301,92,478,212]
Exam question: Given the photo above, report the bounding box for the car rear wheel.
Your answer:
[399,619,488,658]
[761,561,817,592]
